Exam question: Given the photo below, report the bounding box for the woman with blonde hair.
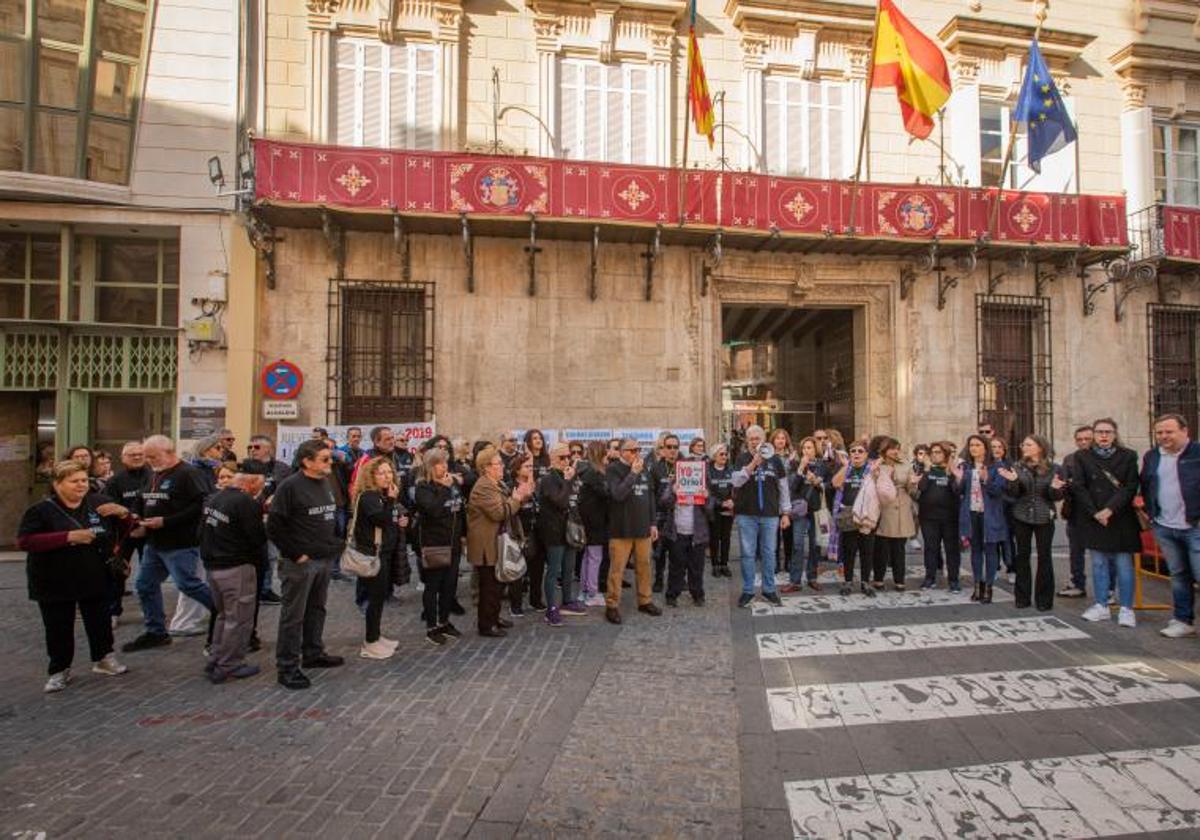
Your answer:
[352,456,409,658]
[707,443,735,577]
[414,449,464,644]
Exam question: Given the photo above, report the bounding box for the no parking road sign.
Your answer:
[261,359,304,400]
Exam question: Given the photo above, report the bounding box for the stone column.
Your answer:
[650,28,673,167]
[308,26,334,143]
[1120,81,1154,214]
[534,17,561,158]
[435,6,462,151]
[742,37,766,172]
[845,44,871,180]
[947,56,981,187]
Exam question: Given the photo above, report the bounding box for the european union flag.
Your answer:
[1012,39,1076,174]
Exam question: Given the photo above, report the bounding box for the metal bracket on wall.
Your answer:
[589,225,600,301]
[986,258,1007,295]
[245,209,278,290]
[320,208,346,280]
[1112,258,1158,322]
[392,209,411,282]
[643,224,662,302]
[460,213,474,293]
[917,240,958,311]
[701,230,723,297]
[1033,256,1056,298]
[899,265,916,300]
[525,212,541,297]
[1080,261,1111,317]
[754,225,780,253]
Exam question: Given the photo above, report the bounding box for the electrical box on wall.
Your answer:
[204,270,228,302]
[184,317,222,343]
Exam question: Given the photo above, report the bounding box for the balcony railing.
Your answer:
[1129,202,1200,265]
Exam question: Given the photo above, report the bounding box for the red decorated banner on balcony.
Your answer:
[254,139,1128,249]
[1162,205,1200,262]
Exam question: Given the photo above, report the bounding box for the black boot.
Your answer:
[982,584,993,604]
[970,582,982,602]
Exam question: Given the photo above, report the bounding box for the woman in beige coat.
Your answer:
[873,437,918,590]
[467,446,533,638]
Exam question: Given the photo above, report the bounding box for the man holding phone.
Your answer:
[604,438,661,624]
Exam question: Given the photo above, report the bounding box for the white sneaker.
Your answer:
[44,669,70,693]
[378,635,400,650]
[1081,603,1110,623]
[1108,591,1117,606]
[1118,608,1137,628]
[1160,619,1197,638]
[91,654,128,676]
[1007,572,1016,585]
[360,640,394,659]
[584,593,606,607]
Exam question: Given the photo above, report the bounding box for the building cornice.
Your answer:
[723,0,872,41]
[1110,42,1200,79]
[937,15,1095,69]
[1133,0,1200,37]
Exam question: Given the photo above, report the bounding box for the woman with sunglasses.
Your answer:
[537,444,588,626]
[916,441,962,590]
[954,434,1008,603]
[1000,434,1065,612]
[831,442,877,597]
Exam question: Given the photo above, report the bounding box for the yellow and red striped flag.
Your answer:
[687,0,714,148]
[871,0,952,140]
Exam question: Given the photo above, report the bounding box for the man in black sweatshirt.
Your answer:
[267,439,345,689]
[604,438,661,624]
[122,435,215,652]
[201,473,268,683]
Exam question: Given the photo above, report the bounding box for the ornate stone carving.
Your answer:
[307,0,341,12]
[1122,80,1148,110]
[953,56,980,85]
[846,46,871,81]
[741,36,767,70]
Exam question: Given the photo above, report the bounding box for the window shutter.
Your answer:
[333,40,357,145]
[827,83,845,179]
[806,82,823,177]
[361,43,383,147]
[560,61,578,159]
[583,63,603,161]
[413,46,436,150]
[787,81,804,177]
[764,78,781,175]
[606,65,625,162]
[388,45,409,148]
[629,66,648,164]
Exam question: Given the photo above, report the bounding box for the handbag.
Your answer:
[814,495,832,549]
[421,545,453,570]
[496,516,527,583]
[1095,462,1151,531]
[565,513,586,550]
[340,495,381,578]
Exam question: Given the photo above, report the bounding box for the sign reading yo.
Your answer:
[261,359,304,400]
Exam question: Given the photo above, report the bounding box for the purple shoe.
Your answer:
[560,601,587,616]
[544,606,564,627]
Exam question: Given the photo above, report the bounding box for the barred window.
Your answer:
[1148,303,1200,435]
[976,294,1053,449]
[328,280,434,424]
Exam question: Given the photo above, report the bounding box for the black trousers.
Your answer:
[667,535,706,599]
[872,536,907,583]
[477,564,504,632]
[840,530,874,585]
[422,548,459,628]
[525,537,546,609]
[778,523,794,572]
[1013,520,1056,610]
[597,543,611,593]
[710,515,733,569]
[362,560,392,642]
[920,519,961,584]
[653,532,668,584]
[39,598,113,675]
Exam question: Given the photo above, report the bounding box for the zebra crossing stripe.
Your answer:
[750,587,1012,617]
[757,616,1088,659]
[786,744,1200,838]
[767,661,1198,730]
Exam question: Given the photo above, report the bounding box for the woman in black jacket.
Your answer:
[413,450,464,645]
[521,429,550,610]
[707,444,735,578]
[536,444,586,626]
[1001,434,1066,611]
[916,441,962,591]
[577,442,610,606]
[1072,419,1143,628]
[352,457,409,659]
[18,461,129,692]
[782,436,827,593]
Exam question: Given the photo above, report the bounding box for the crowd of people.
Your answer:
[15,412,1199,693]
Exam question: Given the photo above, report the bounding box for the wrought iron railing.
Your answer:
[1128,204,1165,262]
[0,324,177,391]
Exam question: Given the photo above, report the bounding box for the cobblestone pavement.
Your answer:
[2,548,1198,839]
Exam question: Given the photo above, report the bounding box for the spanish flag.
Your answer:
[871,0,952,140]
[687,0,714,148]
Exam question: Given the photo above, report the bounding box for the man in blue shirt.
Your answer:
[1141,414,1200,638]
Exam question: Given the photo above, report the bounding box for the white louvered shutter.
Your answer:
[388,44,409,148]
[764,78,781,175]
[583,63,603,161]
[629,66,648,165]
[361,43,383,147]
[787,81,804,176]
[413,46,436,150]
[560,61,579,158]
[334,39,358,144]
[606,65,625,162]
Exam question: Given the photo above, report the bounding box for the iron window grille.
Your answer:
[976,293,1053,449]
[1148,303,1200,436]
[326,279,434,425]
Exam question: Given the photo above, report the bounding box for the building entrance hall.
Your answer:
[720,304,857,446]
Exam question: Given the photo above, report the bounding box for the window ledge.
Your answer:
[0,171,133,205]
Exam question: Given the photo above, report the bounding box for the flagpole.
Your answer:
[847,1,882,234]
[680,87,691,227]
[988,11,1047,240]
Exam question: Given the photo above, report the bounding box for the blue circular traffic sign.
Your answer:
[261,359,304,400]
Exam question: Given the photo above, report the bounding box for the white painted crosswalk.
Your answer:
[750,587,1011,617]
[756,616,1087,659]
[766,661,1198,730]
[786,744,1200,838]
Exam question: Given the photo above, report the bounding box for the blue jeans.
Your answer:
[788,517,813,584]
[136,544,214,635]
[967,512,1000,584]
[1090,551,1133,610]
[544,544,576,608]
[1155,524,1200,624]
[737,515,779,595]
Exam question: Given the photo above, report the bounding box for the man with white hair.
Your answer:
[123,435,215,652]
[731,424,791,608]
